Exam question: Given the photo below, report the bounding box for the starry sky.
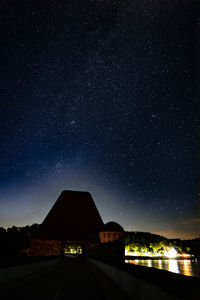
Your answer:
[1,0,199,239]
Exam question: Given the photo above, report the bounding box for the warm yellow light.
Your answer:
[125,247,162,257]
[125,246,183,259]
[181,253,191,258]
[64,244,82,255]
[147,260,152,267]
[168,259,179,274]
[164,247,177,258]
[182,260,192,276]
[125,248,141,256]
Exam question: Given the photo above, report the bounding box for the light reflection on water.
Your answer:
[125,259,200,278]
[168,259,179,274]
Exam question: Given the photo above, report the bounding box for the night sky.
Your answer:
[1,0,199,239]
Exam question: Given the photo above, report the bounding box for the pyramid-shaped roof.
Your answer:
[39,190,104,242]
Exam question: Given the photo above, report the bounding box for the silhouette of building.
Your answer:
[40,190,104,242]
[30,190,124,258]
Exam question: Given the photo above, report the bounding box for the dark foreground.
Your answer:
[1,257,128,300]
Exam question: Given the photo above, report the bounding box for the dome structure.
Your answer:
[103,222,124,232]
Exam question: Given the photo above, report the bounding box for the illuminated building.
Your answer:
[99,222,124,243]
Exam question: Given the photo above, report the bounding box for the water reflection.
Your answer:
[182,260,192,277]
[168,259,179,274]
[147,259,152,267]
[125,259,200,277]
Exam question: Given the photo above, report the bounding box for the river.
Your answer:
[125,259,200,277]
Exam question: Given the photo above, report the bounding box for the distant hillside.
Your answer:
[125,231,167,244]
[124,231,200,257]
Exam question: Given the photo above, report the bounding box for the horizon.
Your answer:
[2,220,199,241]
[1,188,199,241]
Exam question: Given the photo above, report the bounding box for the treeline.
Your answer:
[125,231,167,245]
[0,224,40,257]
[124,231,200,256]
[0,225,199,258]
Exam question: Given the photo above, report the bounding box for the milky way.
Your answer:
[0,0,199,239]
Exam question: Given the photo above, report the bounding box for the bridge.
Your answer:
[1,257,128,300]
[1,257,199,300]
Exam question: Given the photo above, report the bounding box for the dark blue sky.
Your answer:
[0,0,199,239]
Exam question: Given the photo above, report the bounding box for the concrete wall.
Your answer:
[0,258,60,287]
[30,239,63,256]
[89,259,181,300]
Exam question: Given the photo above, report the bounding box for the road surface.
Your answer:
[1,257,129,300]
